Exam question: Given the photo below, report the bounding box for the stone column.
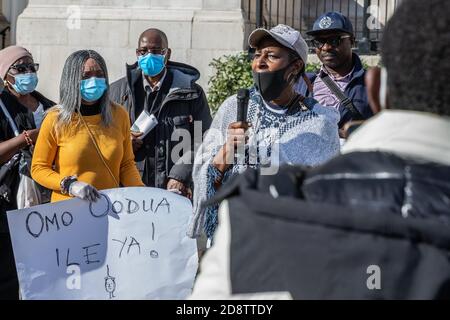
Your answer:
[16,0,246,101]
[2,0,28,45]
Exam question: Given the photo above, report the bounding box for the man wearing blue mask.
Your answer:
[110,29,212,198]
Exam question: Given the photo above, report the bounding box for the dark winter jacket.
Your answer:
[109,61,212,188]
[0,90,55,300]
[204,151,450,299]
[0,90,54,233]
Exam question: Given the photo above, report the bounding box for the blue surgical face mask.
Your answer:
[138,53,165,77]
[80,77,107,102]
[9,72,38,95]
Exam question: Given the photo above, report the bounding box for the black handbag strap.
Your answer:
[319,72,363,120]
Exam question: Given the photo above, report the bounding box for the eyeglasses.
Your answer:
[9,63,40,74]
[136,48,168,56]
[311,35,351,49]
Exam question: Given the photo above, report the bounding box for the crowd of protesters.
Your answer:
[1,0,449,300]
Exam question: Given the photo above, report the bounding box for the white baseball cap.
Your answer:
[248,24,308,65]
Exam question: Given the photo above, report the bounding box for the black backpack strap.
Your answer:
[319,72,363,120]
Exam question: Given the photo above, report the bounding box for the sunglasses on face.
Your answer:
[312,35,351,49]
[136,48,168,56]
[9,63,40,74]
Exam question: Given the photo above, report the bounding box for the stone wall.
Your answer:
[16,0,246,102]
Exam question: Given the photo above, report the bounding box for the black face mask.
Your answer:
[252,65,293,102]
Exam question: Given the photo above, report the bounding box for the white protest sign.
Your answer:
[7,187,198,300]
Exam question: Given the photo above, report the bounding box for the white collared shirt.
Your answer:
[142,69,167,93]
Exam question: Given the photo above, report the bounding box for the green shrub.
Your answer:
[305,62,321,74]
[207,52,253,114]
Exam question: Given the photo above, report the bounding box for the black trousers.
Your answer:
[0,232,19,300]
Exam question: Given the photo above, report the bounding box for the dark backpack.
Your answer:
[207,160,450,299]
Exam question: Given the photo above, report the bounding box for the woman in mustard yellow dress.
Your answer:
[32,50,144,202]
